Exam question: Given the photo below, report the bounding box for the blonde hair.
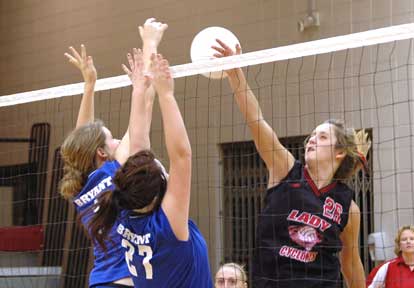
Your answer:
[394,225,414,255]
[60,121,106,199]
[324,119,371,180]
[217,262,247,284]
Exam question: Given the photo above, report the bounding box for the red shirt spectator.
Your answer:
[367,256,414,287]
[367,225,414,288]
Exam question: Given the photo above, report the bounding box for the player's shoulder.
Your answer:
[288,160,304,181]
[335,181,354,193]
[86,160,119,182]
[329,181,354,204]
[267,160,303,191]
[99,160,121,174]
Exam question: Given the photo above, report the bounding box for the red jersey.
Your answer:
[367,256,414,288]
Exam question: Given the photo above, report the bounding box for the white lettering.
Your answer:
[74,176,113,207]
[117,225,151,246]
[74,199,83,207]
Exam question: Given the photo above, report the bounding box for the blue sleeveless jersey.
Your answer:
[117,208,213,288]
[73,160,130,287]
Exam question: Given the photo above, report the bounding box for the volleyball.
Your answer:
[190,26,240,79]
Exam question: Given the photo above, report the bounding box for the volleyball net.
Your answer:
[0,23,414,287]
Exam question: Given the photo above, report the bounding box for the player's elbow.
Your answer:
[170,143,192,163]
[174,138,192,159]
[178,147,192,160]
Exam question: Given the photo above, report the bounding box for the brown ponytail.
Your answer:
[88,150,168,250]
[323,119,371,180]
[60,121,106,199]
[87,190,122,251]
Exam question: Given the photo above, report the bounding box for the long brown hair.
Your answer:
[89,150,168,250]
[324,119,371,180]
[60,120,106,199]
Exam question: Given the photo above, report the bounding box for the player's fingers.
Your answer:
[121,64,131,76]
[87,56,94,66]
[81,44,87,60]
[211,46,225,54]
[127,52,134,70]
[160,23,168,31]
[235,44,242,55]
[145,17,156,25]
[64,53,77,63]
[68,46,82,61]
[215,39,231,50]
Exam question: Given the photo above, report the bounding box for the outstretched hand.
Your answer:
[354,129,371,174]
[149,53,174,97]
[211,39,242,77]
[212,39,241,57]
[139,18,168,47]
[355,129,371,158]
[122,48,151,91]
[64,44,97,83]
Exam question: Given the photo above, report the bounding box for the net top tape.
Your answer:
[1,23,414,107]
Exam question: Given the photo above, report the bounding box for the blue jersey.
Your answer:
[73,160,130,287]
[117,208,213,288]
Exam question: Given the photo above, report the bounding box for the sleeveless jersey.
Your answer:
[117,208,213,288]
[253,161,353,288]
[73,160,130,287]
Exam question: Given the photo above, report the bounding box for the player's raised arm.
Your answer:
[212,39,295,187]
[114,18,168,164]
[140,17,168,71]
[151,54,192,241]
[64,44,97,129]
[121,48,151,157]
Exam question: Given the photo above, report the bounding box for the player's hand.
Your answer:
[355,129,371,158]
[150,53,174,97]
[122,48,151,91]
[139,18,168,47]
[64,44,97,84]
[211,39,242,77]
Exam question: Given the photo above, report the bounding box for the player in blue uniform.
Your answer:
[88,52,213,288]
[212,40,370,288]
[60,18,168,288]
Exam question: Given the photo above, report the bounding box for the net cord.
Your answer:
[2,23,414,107]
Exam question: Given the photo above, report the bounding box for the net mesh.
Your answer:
[0,24,414,286]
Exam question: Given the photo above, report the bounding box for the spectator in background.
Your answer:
[215,263,248,288]
[367,225,414,288]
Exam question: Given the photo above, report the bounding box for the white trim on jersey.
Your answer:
[368,261,392,288]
